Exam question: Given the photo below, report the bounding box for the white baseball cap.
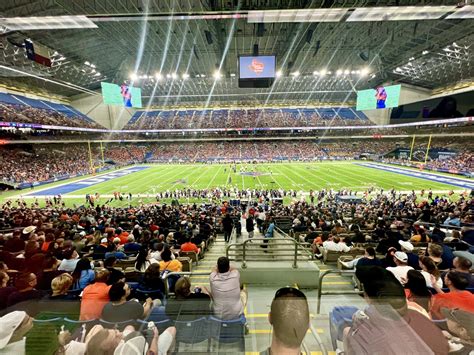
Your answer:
[398,240,414,252]
[114,335,148,355]
[0,311,27,349]
[394,251,408,263]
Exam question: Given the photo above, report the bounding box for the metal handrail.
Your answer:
[275,226,315,260]
[316,269,363,314]
[225,237,301,269]
[162,271,211,297]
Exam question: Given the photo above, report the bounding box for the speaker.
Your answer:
[257,23,265,37]
[306,29,313,44]
[204,30,213,45]
[253,44,259,56]
[359,51,369,61]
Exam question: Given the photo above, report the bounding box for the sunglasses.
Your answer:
[274,287,307,300]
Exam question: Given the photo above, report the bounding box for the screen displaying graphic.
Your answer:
[356,84,401,110]
[239,56,276,79]
[101,82,142,108]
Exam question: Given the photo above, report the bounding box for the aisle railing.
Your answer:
[316,269,363,314]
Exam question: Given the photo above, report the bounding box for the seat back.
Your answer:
[135,288,164,301]
[174,317,209,344]
[209,315,246,345]
[99,318,137,330]
[177,257,192,272]
[179,251,198,263]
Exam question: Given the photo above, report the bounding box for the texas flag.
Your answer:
[24,40,51,67]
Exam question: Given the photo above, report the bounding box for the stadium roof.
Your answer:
[1,0,474,107]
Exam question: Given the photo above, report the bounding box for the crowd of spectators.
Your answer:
[0,146,91,185]
[0,104,104,129]
[124,109,370,130]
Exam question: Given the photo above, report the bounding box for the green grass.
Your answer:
[4,162,470,207]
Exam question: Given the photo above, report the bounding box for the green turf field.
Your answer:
[3,162,471,207]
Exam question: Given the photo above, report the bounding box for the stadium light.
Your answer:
[360,67,370,76]
[319,69,327,76]
[291,71,300,77]
[344,69,350,75]
[130,73,138,81]
[171,73,178,79]
[313,70,319,76]
[166,74,172,78]
[336,69,343,76]
[276,70,282,77]
[230,73,236,77]
[213,70,222,79]
[182,73,190,79]
[155,73,163,80]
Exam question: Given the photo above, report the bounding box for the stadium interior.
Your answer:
[0,1,473,354]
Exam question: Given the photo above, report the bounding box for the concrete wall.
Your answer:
[70,93,134,129]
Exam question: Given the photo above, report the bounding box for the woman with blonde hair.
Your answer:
[49,273,75,300]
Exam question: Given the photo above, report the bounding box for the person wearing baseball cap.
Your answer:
[398,240,420,270]
[0,311,33,354]
[386,251,414,285]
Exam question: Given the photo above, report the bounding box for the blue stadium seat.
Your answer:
[174,317,210,352]
[209,315,246,352]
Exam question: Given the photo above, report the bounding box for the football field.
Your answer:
[4,161,473,207]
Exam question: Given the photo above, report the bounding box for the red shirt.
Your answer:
[430,290,474,319]
[180,242,199,254]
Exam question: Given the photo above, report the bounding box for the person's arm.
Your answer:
[143,297,154,318]
[430,274,445,294]
[147,327,159,355]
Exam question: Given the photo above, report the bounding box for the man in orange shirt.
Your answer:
[180,237,201,257]
[430,271,474,320]
[80,269,111,320]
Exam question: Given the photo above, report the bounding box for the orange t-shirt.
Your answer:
[181,242,199,254]
[118,232,129,244]
[80,282,111,320]
[159,260,182,273]
[430,291,474,320]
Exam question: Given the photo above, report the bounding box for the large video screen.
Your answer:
[101,82,142,108]
[356,84,401,110]
[239,56,276,79]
